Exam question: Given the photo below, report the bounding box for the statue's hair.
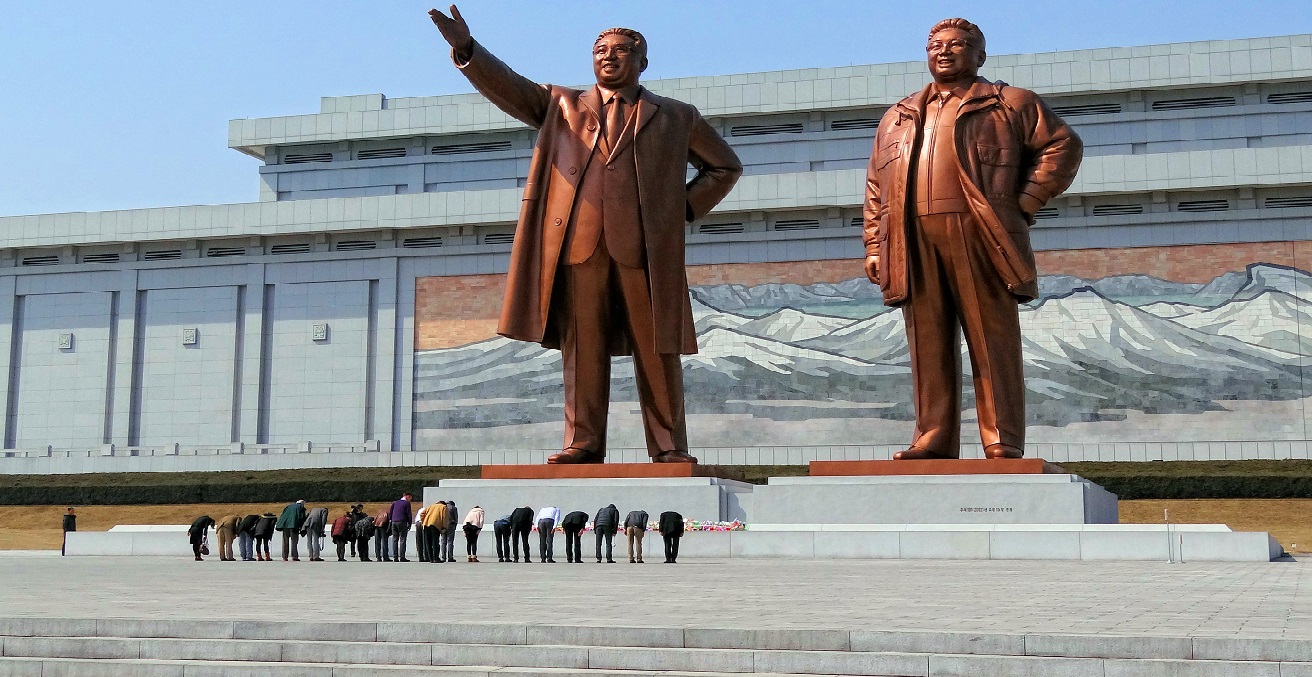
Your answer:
[928,18,985,53]
[595,27,647,59]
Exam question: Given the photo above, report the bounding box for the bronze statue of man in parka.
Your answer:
[864,18,1083,460]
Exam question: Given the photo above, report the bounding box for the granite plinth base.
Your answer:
[729,524,1280,561]
[481,463,744,480]
[753,474,1118,524]
[810,458,1065,475]
[424,477,753,523]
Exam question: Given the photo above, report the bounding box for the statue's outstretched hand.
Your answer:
[428,5,473,54]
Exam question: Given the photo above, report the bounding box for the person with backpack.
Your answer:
[237,513,261,562]
[373,507,391,562]
[354,512,376,562]
[331,510,354,561]
[253,512,277,561]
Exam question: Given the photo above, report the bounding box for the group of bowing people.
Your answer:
[492,504,687,564]
[187,498,687,564]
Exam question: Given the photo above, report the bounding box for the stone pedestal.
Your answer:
[423,476,753,523]
[751,473,1117,525]
[481,463,744,481]
[810,458,1065,475]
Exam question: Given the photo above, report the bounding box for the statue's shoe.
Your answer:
[983,444,1024,459]
[891,448,958,460]
[546,448,605,464]
[652,450,698,464]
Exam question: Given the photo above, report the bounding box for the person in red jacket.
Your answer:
[331,510,354,562]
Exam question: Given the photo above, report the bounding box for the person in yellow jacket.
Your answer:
[215,514,241,562]
[421,500,449,564]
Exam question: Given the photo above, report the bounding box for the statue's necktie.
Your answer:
[605,95,625,153]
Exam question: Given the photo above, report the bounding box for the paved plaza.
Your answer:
[2,555,1310,640]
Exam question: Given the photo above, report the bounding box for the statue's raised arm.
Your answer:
[427,5,473,57]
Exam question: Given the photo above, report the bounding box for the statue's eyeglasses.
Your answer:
[927,39,972,53]
[594,45,637,57]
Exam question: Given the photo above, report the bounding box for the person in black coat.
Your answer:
[493,514,512,562]
[593,503,619,563]
[61,507,77,557]
[560,511,589,563]
[252,513,277,561]
[347,504,367,557]
[188,515,216,561]
[658,510,685,563]
[508,506,534,563]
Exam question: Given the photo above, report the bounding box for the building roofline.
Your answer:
[228,33,1312,156]
[5,146,1312,249]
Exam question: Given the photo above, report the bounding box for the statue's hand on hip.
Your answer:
[864,254,880,283]
[428,5,473,54]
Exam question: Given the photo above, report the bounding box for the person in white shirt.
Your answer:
[414,503,431,562]
[535,505,561,563]
[463,505,485,562]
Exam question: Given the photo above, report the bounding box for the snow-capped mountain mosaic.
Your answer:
[413,264,1312,448]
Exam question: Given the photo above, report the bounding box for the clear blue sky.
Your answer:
[2,1,1310,217]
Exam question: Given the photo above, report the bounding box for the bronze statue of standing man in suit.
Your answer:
[864,19,1082,460]
[429,6,743,464]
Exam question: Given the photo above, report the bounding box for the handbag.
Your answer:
[200,533,210,556]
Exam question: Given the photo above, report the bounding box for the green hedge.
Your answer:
[0,480,430,506]
[0,465,801,506]
[1077,475,1312,500]
[4,461,1312,505]
[0,466,478,506]
[1063,460,1312,499]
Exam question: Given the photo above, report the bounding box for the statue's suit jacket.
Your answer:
[455,41,743,355]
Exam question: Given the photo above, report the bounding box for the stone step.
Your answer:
[2,618,1312,663]
[3,635,1312,677]
[0,654,1307,677]
[0,635,925,673]
[0,656,913,677]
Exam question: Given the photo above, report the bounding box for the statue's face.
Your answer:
[593,33,646,89]
[926,28,983,83]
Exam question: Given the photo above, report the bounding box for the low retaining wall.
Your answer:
[64,523,1281,562]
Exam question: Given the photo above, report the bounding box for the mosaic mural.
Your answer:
[413,252,1312,450]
